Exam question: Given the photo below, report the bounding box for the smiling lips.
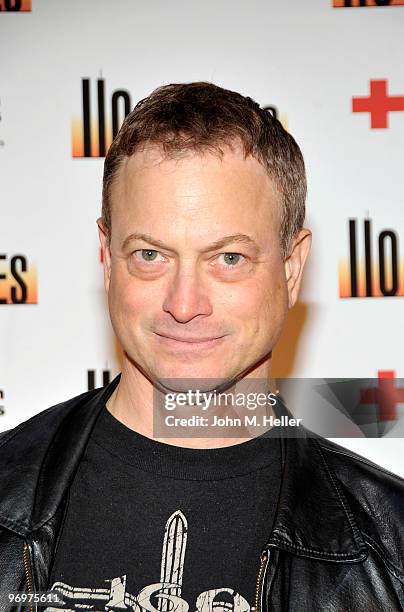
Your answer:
[155,332,226,349]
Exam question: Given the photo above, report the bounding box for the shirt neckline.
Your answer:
[89,404,281,481]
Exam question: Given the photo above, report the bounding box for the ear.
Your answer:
[97,217,112,293]
[284,228,312,309]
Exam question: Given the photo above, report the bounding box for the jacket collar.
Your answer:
[0,376,367,562]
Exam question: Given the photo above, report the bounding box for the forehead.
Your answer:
[110,143,281,236]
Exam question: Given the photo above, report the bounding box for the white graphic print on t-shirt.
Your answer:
[44,510,254,612]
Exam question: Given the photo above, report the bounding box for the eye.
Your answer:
[133,249,165,263]
[217,253,246,267]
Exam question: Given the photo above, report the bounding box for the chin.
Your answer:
[151,363,238,392]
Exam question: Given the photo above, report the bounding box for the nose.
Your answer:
[162,263,213,324]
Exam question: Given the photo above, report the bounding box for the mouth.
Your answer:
[154,332,227,350]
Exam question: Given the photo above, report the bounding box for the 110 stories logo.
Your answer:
[0,0,31,10]
[334,0,404,6]
[339,218,403,298]
[72,77,131,158]
[0,254,37,304]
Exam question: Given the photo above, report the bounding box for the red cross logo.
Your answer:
[360,370,404,421]
[352,80,404,128]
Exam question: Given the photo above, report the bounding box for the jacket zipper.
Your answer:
[254,549,270,612]
[23,541,34,612]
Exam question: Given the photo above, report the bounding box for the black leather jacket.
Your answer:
[0,375,403,611]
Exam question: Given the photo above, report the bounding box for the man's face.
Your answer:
[99,144,311,386]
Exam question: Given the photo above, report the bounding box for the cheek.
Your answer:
[214,264,287,326]
[243,275,288,334]
[108,268,150,323]
[265,280,289,340]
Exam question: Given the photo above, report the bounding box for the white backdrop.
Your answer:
[1,0,403,476]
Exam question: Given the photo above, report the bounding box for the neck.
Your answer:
[106,355,277,449]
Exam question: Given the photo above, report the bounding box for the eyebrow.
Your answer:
[121,232,261,254]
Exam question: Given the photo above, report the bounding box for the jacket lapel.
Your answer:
[269,395,367,562]
[0,376,120,536]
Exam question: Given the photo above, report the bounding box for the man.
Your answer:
[0,82,403,612]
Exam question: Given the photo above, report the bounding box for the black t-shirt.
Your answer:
[47,404,282,612]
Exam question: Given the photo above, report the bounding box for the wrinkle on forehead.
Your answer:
[111,142,282,240]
